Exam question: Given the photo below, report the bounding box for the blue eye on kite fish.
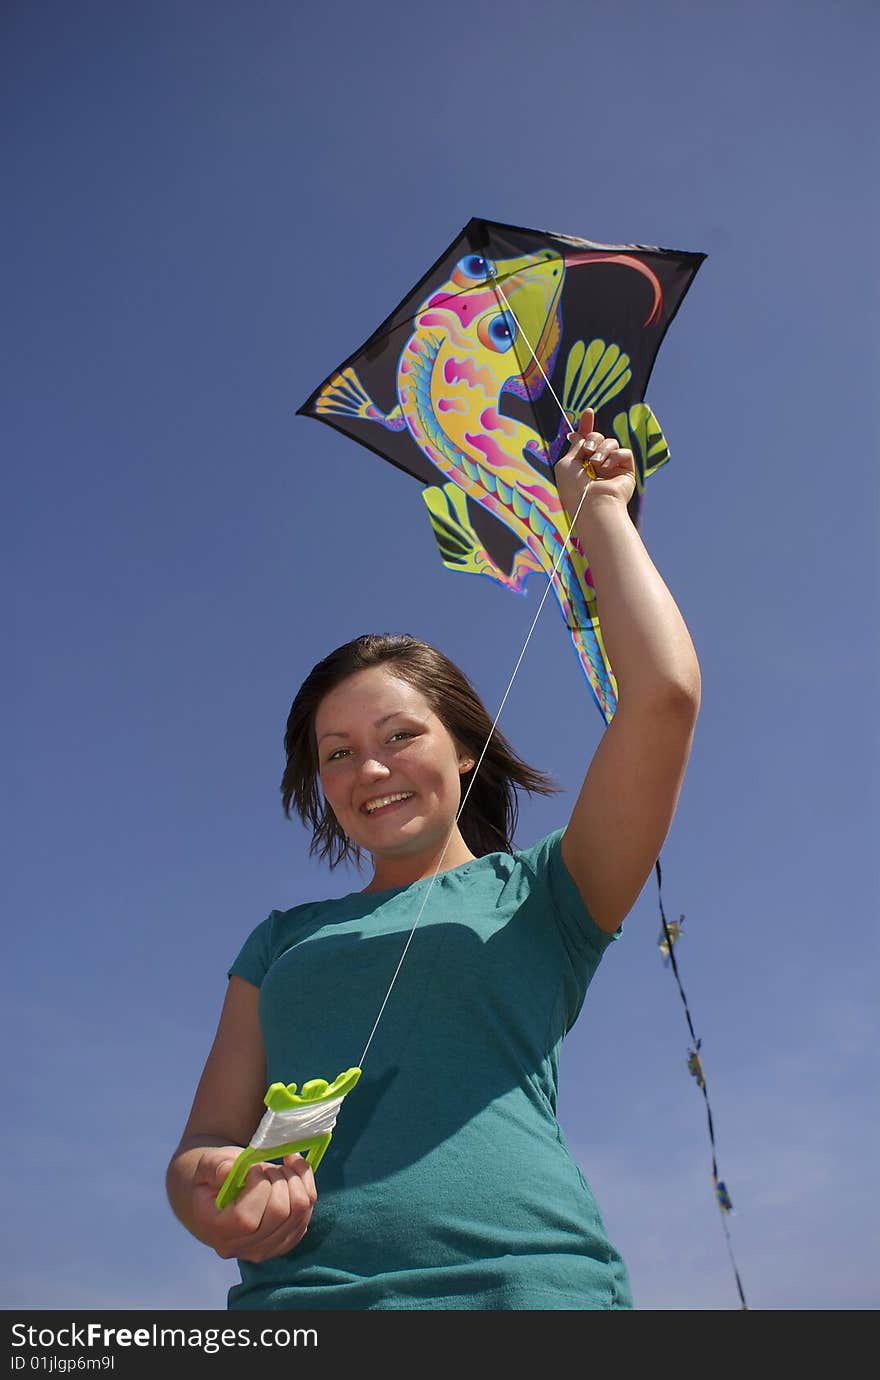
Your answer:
[458,253,493,279]
[478,310,518,352]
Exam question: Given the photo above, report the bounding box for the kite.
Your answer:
[298,217,705,724]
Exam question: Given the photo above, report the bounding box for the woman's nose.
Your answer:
[360,759,391,777]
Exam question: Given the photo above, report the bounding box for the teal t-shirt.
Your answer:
[226,828,632,1311]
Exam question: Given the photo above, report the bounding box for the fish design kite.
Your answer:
[299,218,705,723]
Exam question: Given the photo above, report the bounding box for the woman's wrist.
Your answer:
[165,1138,231,1233]
[571,486,632,542]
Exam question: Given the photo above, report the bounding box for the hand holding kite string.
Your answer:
[177,1072,362,1264]
[214,1069,361,1214]
[554,407,637,520]
[188,1144,317,1263]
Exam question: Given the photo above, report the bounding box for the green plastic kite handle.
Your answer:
[215,1067,361,1211]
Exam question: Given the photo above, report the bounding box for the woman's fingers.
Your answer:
[594,439,622,466]
[217,1156,318,1260]
[558,410,636,507]
[565,431,625,469]
[567,408,612,460]
[565,431,603,463]
[283,1153,318,1207]
[233,1167,316,1262]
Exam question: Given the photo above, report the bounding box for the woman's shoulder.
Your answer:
[511,827,566,873]
[228,894,345,981]
[255,893,346,937]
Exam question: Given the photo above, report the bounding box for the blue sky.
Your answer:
[3,0,877,1311]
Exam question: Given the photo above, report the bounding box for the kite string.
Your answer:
[358,292,581,1070]
[655,868,750,1310]
[357,469,587,1067]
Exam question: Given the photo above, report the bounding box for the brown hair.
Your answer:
[281,633,561,872]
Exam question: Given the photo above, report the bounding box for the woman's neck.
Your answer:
[361,829,476,893]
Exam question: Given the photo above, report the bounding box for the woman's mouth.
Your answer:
[361,792,415,818]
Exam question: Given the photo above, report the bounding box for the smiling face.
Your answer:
[314,665,475,887]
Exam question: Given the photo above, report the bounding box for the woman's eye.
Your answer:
[327,732,413,762]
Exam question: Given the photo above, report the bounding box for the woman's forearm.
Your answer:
[165,1135,237,1236]
[575,491,701,707]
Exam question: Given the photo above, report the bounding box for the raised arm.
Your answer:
[554,410,701,934]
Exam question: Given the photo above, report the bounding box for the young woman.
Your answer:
[165,409,702,1309]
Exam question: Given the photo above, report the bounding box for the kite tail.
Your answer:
[552,560,618,723]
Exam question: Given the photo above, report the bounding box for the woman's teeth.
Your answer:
[363,792,414,815]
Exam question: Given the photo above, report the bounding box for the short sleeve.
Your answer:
[227,909,282,988]
[514,827,623,968]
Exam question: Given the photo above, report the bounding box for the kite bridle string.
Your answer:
[358,277,582,1069]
